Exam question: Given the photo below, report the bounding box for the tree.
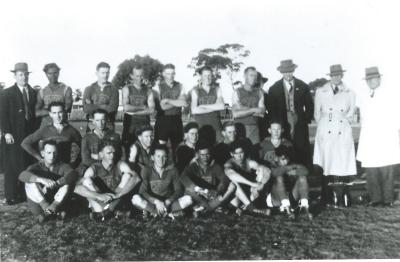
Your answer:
[188,43,250,88]
[112,55,164,89]
[72,89,82,102]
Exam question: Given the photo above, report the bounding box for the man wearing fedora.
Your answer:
[267,59,314,169]
[356,67,400,207]
[313,65,357,207]
[0,63,37,205]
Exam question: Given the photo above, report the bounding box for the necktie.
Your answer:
[22,87,30,120]
[288,82,293,93]
[333,85,339,95]
[370,90,375,98]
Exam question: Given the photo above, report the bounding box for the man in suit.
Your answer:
[0,63,37,205]
[267,59,314,169]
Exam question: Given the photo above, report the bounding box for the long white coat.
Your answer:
[313,82,357,176]
[356,85,400,168]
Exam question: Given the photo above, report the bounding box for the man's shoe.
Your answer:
[383,202,393,207]
[367,201,383,207]
[169,210,184,218]
[4,199,18,205]
[281,206,295,219]
[298,206,313,220]
[89,212,103,222]
[57,211,67,221]
[142,210,151,220]
[37,214,47,223]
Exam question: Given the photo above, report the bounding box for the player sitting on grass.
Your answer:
[180,140,236,217]
[19,140,78,222]
[224,140,271,216]
[267,145,312,220]
[74,139,140,221]
[131,144,193,219]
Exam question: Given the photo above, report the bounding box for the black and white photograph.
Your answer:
[1,0,400,261]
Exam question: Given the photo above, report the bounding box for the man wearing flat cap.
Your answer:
[356,67,400,207]
[35,63,73,128]
[0,63,37,205]
[267,60,314,169]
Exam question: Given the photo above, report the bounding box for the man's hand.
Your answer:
[154,199,167,216]
[96,193,115,203]
[253,107,265,116]
[37,177,58,189]
[164,199,172,208]
[5,133,14,144]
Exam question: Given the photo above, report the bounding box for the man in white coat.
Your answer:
[356,67,400,207]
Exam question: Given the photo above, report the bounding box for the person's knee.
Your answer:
[131,194,147,209]
[178,195,193,209]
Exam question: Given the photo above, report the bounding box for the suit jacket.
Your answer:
[0,84,37,143]
[267,77,314,149]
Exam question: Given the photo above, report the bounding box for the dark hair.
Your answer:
[92,108,108,118]
[43,63,60,73]
[229,140,244,153]
[150,143,169,156]
[184,122,199,133]
[244,66,257,74]
[198,66,213,75]
[135,124,153,137]
[41,140,57,151]
[98,139,116,152]
[222,121,236,131]
[195,140,210,152]
[48,101,65,111]
[96,62,110,71]
[163,63,175,71]
[269,119,283,127]
[274,145,292,160]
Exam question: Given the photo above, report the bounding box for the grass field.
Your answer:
[1,181,400,261]
[2,122,400,261]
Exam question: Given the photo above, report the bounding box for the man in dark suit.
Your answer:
[267,59,314,169]
[0,63,37,205]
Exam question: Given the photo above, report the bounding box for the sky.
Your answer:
[1,0,399,104]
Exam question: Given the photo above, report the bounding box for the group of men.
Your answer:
[1,59,395,223]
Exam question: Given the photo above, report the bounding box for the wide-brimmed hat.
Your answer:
[277,59,297,73]
[327,64,346,76]
[43,63,61,73]
[10,62,31,73]
[363,66,382,80]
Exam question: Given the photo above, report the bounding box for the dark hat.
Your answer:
[327,64,346,76]
[10,62,31,73]
[43,63,61,72]
[363,66,382,80]
[277,59,297,73]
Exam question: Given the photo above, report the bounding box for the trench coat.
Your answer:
[313,82,357,176]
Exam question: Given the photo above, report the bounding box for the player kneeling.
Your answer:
[131,144,193,220]
[180,140,236,217]
[268,145,312,220]
[74,139,140,221]
[224,140,271,216]
[19,140,78,223]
